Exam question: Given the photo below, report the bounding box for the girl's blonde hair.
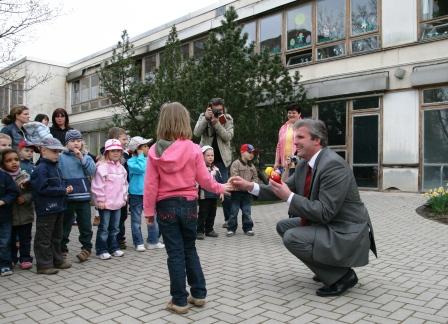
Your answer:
[156,102,192,141]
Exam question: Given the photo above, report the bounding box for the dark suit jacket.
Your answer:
[259,148,377,267]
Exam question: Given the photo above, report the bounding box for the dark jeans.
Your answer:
[157,197,206,307]
[215,161,231,222]
[117,204,128,243]
[197,198,217,234]
[228,191,253,233]
[96,209,120,255]
[0,221,12,268]
[34,213,64,269]
[62,201,93,252]
[11,223,32,264]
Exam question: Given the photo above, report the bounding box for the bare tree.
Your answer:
[0,0,60,86]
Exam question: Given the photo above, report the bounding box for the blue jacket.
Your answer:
[0,123,28,149]
[20,159,35,176]
[58,151,96,202]
[30,158,67,216]
[0,170,20,223]
[127,153,146,195]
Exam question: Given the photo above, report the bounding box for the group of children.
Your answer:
[0,101,262,315]
[0,125,165,276]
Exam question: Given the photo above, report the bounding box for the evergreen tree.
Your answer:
[98,30,152,136]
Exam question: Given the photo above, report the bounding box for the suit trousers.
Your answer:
[276,218,349,286]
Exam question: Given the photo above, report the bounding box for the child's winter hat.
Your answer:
[104,139,124,152]
[17,139,36,150]
[65,129,82,144]
[39,137,66,151]
[240,144,255,153]
[128,136,153,152]
[201,145,213,154]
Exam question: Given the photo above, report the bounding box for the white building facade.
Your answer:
[1,0,448,192]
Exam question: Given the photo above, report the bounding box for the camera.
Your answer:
[212,109,223,118]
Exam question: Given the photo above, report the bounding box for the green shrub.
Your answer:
[424,185,448,214]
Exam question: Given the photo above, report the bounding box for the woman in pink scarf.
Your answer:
[274,104,302,180]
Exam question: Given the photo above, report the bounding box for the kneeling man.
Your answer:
[230,119,377,296]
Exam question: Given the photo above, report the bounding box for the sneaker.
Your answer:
[226,231,235,237]
[187,296,206,307]
[205,230,219,237]
[93,215,100,226]
[37,268,58,275]
[166,301,188,314]
[19,261,33,270]
[222,221,228,228]
[147,242,165,249]
[196,233,205,240]
[76,249,91,262]
[99,252,111,260]
[119,240,127,250]
[112,250,124,257]
[135,244,146,252]
[54,261,72,269]
[245,230,255,236]
[0,267,13,276]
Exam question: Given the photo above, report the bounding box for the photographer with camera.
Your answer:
[194,98,234,228]
[275,103,302,180]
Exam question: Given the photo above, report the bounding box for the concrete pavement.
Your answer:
[1,192,447,323]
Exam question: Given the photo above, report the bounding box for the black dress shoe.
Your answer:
[316,269,358,297]
[312,275,321,282]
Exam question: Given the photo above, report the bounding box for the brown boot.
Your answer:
[37,268,59,275]
[54,261,72,269]
[76,249,91,263]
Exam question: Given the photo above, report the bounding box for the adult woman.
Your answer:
[50,108,72,144]
[1,105,30,149]
[274,103,302,179]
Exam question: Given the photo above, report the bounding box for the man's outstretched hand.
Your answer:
[228,176,254,192]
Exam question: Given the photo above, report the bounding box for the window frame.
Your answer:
[417,0,448,42]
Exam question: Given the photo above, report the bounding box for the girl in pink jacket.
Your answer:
[91,139,128,260]
[144,102,231,314]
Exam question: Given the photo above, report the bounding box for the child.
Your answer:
[30,138,73,275]
[1,149,34,270]
[227,144,259,237]
[127,136,164,251]
[17,140,36,176]
[105,127,130,250]
[91,139,128,260]
[143,102,231,314]
[58,129,96,262]
[196,145,223,240]
[0,134,12,150]
[0,155,19,276]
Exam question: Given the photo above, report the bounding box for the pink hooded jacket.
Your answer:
[91,160,128,210]
[143,139,225,216]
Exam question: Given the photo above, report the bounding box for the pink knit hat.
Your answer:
[104,139,124,152]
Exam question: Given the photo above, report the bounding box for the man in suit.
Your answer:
[230,119,377,297]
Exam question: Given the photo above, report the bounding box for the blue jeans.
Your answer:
[0,221,12,268]
[95,209,120,255]
[215,161,231,222]
[228,191,253,233]
[156,197,206,307]
[129,195,144,246]
[146,215,160,244]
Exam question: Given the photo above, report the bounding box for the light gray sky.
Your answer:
[16,0,217,65]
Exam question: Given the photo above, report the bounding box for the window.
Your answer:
[287,3,312,50]
[351,0,378,36]
[144,54,157,82]
[193,38,206,59]
[317,0,346,44]
[318,101,347,146]
[0,78,24,116]
[422,86,448,190]
[260,14,282,54]
[181,44,190,60]
[420,0,448,40]
[71,74,107,113]
[242,21,256,48]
